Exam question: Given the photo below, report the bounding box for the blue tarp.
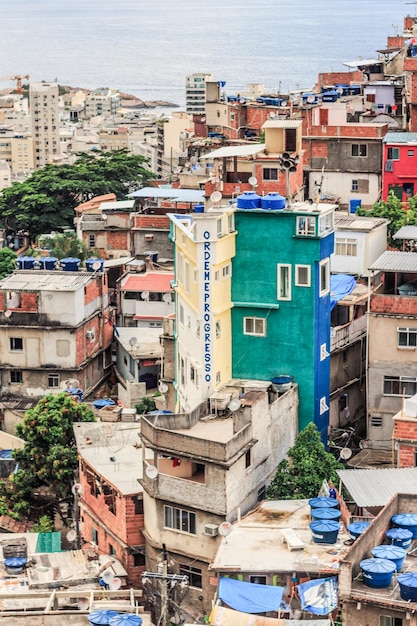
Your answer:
[297,577,338,616]
[218,577,284,613]
[330,274,356,311]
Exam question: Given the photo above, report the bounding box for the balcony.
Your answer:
[330,316,367,352]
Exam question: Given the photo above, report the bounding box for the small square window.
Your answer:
[10,370,23,384]
[48,374,59,388]
[295,265,310,286]
[10,337,23,351]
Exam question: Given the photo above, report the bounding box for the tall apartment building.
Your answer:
[29,82,60,168]
[185,72,214,114]
[0,129,34,176]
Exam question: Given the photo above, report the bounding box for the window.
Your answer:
[109,543,116,556]
[319,213,333,235]
[335,238,357,256]
[245,449,251,468]
[185,261,190,292]
[244,317,266,336]
[92,528,98,544]
[250,575,267,585]
[164,505,196,534]
[296,215,316,236]
[263,168,278,180]
[217,219,223,237]
[134,553,145,567]
[179,564,202,588]
[384,375,417,396]
[177,252,183,283]
[48,374,59,388]
[134,497,144,515]
[257,485,266,501]
[88,234,96,248]
[277,264,291,300]
[215,321,221,338]
[319,259,330,296]
[409,150,415,157]
[295,265,311,286]
[222,264,232,279]
[10,370,23,384]
[380,616,402,626]
[352,143,367,157]
[216,371,221,383]
[179,304,184,326]
[398,327,417,348]
[9,337,23,351]
[190,365,197,386]
[228,214,234,232]
[387,147,400,160]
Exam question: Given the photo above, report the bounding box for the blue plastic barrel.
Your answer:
[398,573,417,601]
[60,257,81,272]
[310,520,340,544]
[386,527,413,550]
[371,545,407,572]
[311,507,342,522]
[85,258,104,272]
[38,256,58,270]
[88,610,120,625]
[309,497,339,510]
[110,615,143,626]
[194,204,204,213]
[349,199,361,214]
[236,191,262,209]
[17,256,36,270]
[261,193,286,210]
[67,387,84,402]
[4,557,27,574]
[145,250,159,263]
[93,399,116,410]
[270,376,292,393]
[360,558,396,588]
[347,521,370,541]
[392,513,417,539]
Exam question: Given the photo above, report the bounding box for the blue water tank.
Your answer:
[88,609,120,625]
[311,507,342,522]
[371,545,406,572]
[145,250,159,263]
[236,191,262,209]
[270,376,292,393]
[398,572,417,601]
[347,521,370,541]
[111,614,143,626]
[38,257,58,270]
[85,258,104,272]
[261,193,286,210]
[309,496,339,510]
[392,513,417,538]
[17,256,36,270]
[4,557,27,574]
[349,198,362,214]
[360,558,396,588]
[310,520,341,544]
[386,527,413,550]
[322,90,340,102]
[93,398,116,410]
[194,204,204,213]
[60,257,81,272]
[67,387,84,402]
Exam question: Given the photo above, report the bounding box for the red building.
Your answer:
[382,132,417,201]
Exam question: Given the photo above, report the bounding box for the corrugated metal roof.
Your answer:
[337,467,417,507]
[383,132,417,144]
[335,215,388,231]
[129,187,205,202]
[369,250,417,272]
[343,58,381,68]
[262,120,301,129]
[0,271,92,292]
[393,225,417,239]
[200,143,265,159]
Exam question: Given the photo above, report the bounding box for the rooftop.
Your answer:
[115,326,162,360]
[0,270,93,292]
[335,214,389,231]
[129,187,204,203]
[210,500,350,575]
[369,250,417,273]
[120,271,174,293]
[337,467,417,507]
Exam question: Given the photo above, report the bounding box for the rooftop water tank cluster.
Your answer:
[308,497,341,544]
[16,256,104,272]
[347,521,371,541]
[236,191,286,211]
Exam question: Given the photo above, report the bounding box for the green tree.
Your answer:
[4,393,95,517]
[39,231,90,261]
[0,248,17,278]
[267,422,343,500]
[357,190,417,248]
[0,149,153,241]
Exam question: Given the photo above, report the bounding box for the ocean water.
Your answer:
[0,0,408,108]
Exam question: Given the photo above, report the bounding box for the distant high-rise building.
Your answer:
[185,72,214,115]
[85,88,121,119]
[29,82,60,168]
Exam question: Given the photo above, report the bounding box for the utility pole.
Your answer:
[160,544,169,626]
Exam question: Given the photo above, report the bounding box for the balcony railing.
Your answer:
[330,316,367,352]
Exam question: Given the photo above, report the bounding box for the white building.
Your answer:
[29,81,61,168]
[185,72,214,114]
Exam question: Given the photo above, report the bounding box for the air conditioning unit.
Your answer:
[86,329,95,341]
[204,523,219,537]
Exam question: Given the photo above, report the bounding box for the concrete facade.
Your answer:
[29,81,60,168]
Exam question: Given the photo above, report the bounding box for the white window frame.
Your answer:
[318,212,333,235]
[177,252,183,283]
[295,265,311,287]
[352,143,367,157]
[319,259,330,296]
[277,264,291,300]
[88,234,96,248]
[48,373,60,388]
[398,326,417,348]
[244,317,266,336]
[384,375,417,397]
[185,261,190,293]
[164,505,196,534]
[335,237,358,257]
[217,218,223,237]
[296,215,316,236]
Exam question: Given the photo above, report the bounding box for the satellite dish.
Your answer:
[158,382,169,393]
[307,95,316,104]
[239,97,246,104]
[162,293,172,303]
[129,336,138,346]
[109,577,122,590]
[228,398,242,412]
[78,597,89,611]
[219,521,232,536]
[336,87,344,95]
[141,291,150,300]
[210,190,222,204]
[248,176,258,186]
[280,100,288,107]
[145,465,159,480]
[101,568,115,583]
[4,310,12,318]
[71,483,83,496]
[340,447,353,460]
[66,529,77,542]
[92,261,102,271]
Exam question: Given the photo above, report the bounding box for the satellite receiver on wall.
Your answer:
[101,568,115,583]
[66,529,77,543]
[145,465,159,480]
[162,293,172,303]
[4,310,12,318]
[141,291,150,301]
[158,382,169,394]
[210,190,222,206]
[71,483,83,496]
[340,447,353,460]
[109,577,122,591]
[228,398,242,413]
[129,336,138,347]
[219,521,233,543]
[92,261,102,271]
[248,176,258,188]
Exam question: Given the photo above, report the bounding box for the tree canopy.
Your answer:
[267,422,343,500]
[357,191,417,248]
[0,248,17,278]
[1,393,95,518]
[0,149,153,241]
[36,230,92,261]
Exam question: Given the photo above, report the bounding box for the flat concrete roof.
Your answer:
[210,500,351,575]
[116,327,162,359]
[129,187,205,203]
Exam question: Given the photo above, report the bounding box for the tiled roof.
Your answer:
[383,132,417,143]
[121,272,174,292]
